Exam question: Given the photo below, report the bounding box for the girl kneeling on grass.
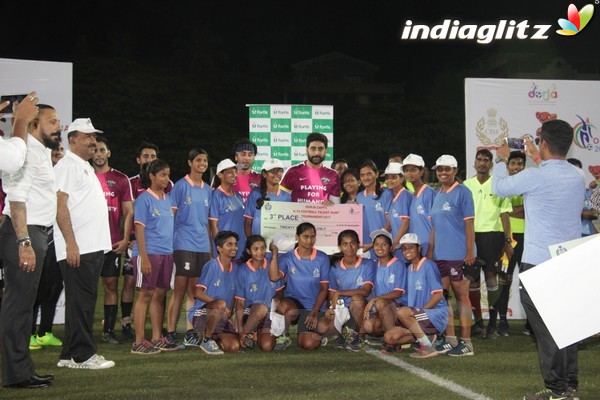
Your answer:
[131,160,178,355]
[234,235,284,352]
[326,229,376,352]
[383,233,448,359]
[362,230,407,346]
[269,222,331,350]
[188,231,240,355]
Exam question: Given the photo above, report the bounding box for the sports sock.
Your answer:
[417,335,432,347]
[121,301,133,321]
[446,335,458,347]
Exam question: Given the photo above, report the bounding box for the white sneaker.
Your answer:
[57,358,75,368]
[70,354,115,369]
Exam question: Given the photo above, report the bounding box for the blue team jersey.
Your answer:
[170,175,211,252]
[132,189,174,256]
[235,256,284,309]
[405,257,448,334]
[373,257,407,306]
[409,185,435,256]
[188,258,237,321]
[244,187,292,235]
[278,248,330,311]
[430,182,475,260]
[356,189,392,245]
[329,257,376,307]
[387,188,412,260]
[209,186,246,258]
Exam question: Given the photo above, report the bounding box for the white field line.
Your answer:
[366,349,494,400]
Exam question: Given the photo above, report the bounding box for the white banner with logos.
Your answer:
[465,78,600,320]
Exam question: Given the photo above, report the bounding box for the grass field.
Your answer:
[2,288,599,400]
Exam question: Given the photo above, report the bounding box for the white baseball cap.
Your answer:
[261,158,285,172]
[382,162,403,176]
[369,229,393,243]
[432,155,458,170]
[216,158,239,174]
[67,118,103,134]
[399,233,421,245]
[402,153,425,168]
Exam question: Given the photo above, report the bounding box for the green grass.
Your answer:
[3,286,599,399]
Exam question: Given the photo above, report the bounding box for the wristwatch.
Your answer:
[17,236,32,247]
[505,238,512,243]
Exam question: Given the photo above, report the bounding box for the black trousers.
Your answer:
[0,220,50,385]
[32,238,64,336]
[59,250,104,363]
[520,263,578,393]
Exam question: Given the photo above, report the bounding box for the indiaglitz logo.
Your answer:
[556,4,595,36]
[528,82,558,102]
[572,115,598,151]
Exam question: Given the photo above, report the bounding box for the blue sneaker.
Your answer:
[183,331,201,347]
[447,339,474,357]
[200,338,224,355]
[434,337,453,354]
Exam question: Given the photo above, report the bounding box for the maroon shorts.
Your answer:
[242,307,272,333]
[192,307,237,338]
[402,307,438,336]
[435,260,465,282]
[133,254,174,290]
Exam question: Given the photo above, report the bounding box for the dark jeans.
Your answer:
[0,221,50,385]
[520,263,578,392]
[32,239,64,336]
[59,250,104,363]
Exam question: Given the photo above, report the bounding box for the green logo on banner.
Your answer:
[291,105,312,118]
[292,132,310,146]
[313,120,333,133]
[249,132,270,145]
[250,105,270,117]
[271,118,291,132]
[271,146,291,160]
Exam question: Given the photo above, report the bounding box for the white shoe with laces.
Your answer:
[70,354,115,369]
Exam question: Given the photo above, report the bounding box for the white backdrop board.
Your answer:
[0,58,72,324]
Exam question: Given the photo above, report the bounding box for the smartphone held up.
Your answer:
[505,134,534,150]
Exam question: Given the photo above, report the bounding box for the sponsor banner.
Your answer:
[248,104,334,172]
[260,201,363,254]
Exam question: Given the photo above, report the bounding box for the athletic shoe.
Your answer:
[240,334,255,350]
[334,334,347,349]
[409,344,438,359]
[183,331,202,347]
[57,359,75,368]
[346,337,366,352]
[152,337,180,352]
[380,343,400,355]
[164,332,185,350]
[29,335,42,351]
[70,354,115,369]
[498,320,509,336]
[447,340,474,357]
[523,388,573,400]
[131,340,161,355]
[471,320,485,336]
[102,332,121,345]
[484,326,499,340]
[274,335,291,350]
[320,336,328,347]
[568,387,579,400]
[523,325,534,336]
[199,338,224,355]
[365,334,384,346]
[36,332,63,347]
[121,323,134,342]
[434,338,453,354]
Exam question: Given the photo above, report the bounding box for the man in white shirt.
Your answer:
[54,118,114,370]
[0,92,39,173]
[0,103,61,389]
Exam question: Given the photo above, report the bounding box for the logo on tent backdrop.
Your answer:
[475,108,509,147]
[572,115,598,151]
[556,4,595,36]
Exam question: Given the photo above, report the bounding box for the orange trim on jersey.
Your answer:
[147,189,166,200]
[393,288,406,293]
[445,181,459,194]
[244,215,253,219]
[185,174,205,188]
[378,257,398,268]
[217,257,232,273]
[340,257,363,270]
[134,221,146,227]
[392,188,405,202]
[217,186,232,197]
[415,184,427,198]
[246,258,267,272]
[294,247,317,261]
[411,257,428,272]
[464,216,475,220]
[235,295,246,301]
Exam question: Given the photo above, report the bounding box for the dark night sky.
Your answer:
[2,1,599,176]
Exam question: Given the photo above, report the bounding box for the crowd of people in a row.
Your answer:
[0,94,592,399]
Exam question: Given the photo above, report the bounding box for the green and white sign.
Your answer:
[248,104,334,172]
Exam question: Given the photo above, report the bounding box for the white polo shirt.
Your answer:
[53,150,111,261]
[0,136,27,174]
[2,134,56,226]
